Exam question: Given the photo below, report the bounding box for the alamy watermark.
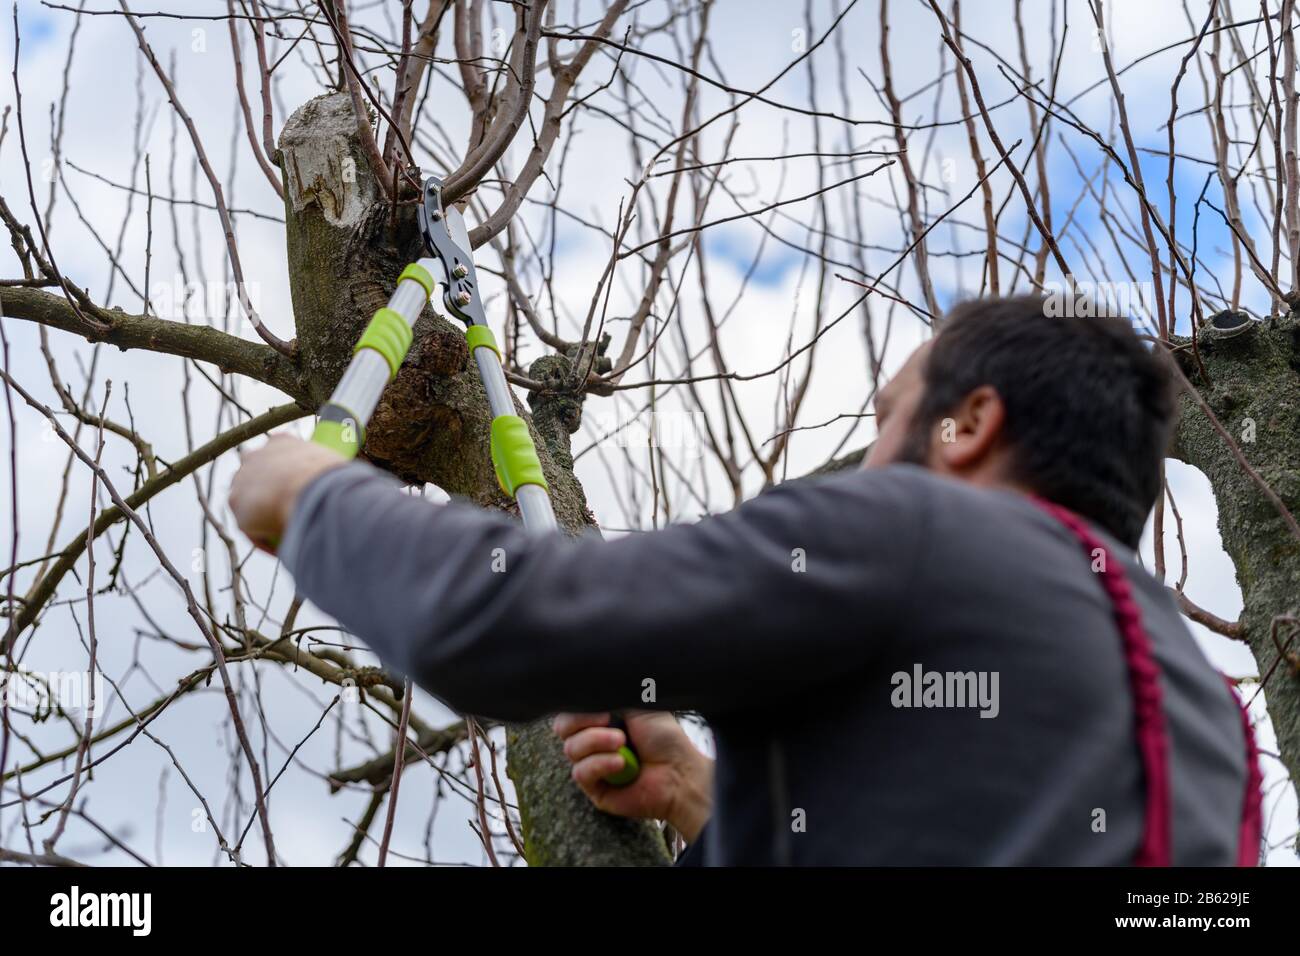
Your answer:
[149,274,264,331]
[1042,275,1155,320]
[890,663,1000,718]
[2,670,105,719]
[50,887,151,936]
[587,409,706,456]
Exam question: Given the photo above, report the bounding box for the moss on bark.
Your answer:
[1169,312,1300,807]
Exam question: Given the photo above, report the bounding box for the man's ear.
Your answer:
[934,385,1006,472]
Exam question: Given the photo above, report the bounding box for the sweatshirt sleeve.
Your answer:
[278,460,927,722]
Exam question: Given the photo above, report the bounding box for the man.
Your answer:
[229,296,1258,865]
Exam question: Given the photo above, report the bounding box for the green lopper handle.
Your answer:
[604,714,641,787]
[312,417,361,458]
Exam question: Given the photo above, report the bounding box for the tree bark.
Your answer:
[1169,312,1300,801]
[277,92,669,866]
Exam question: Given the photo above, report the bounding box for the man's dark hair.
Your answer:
[901,295,1176,547]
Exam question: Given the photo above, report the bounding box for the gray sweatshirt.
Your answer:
[279,460,1250,865]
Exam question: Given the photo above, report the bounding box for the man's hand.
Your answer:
[553,711,713,843]
[229,434,346,552]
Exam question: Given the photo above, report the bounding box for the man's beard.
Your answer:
[893,410,934,469]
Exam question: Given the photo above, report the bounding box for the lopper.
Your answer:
[308,175,640,786]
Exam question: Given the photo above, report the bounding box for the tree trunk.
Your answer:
[1169,311,1300,806]
[278,92,669,866]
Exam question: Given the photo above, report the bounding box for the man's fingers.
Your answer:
[552,712,610,739]
[571,752,629,790]
[561,726,624,763]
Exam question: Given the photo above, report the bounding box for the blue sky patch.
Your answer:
[705,230,803,288]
